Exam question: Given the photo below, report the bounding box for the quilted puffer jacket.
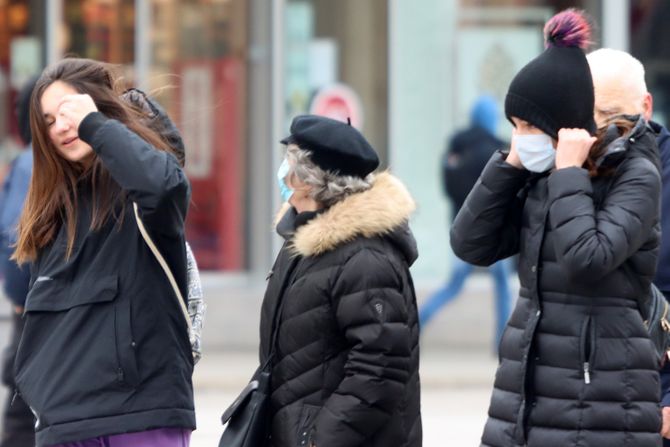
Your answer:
[259,172,422,447]
[451,120,662,447]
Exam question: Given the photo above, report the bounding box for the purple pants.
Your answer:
[48,428,191,447]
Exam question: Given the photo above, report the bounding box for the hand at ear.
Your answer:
[555,128,596,170]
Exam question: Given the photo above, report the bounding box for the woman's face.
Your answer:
[41,80,94,164]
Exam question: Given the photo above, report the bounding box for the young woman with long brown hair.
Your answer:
[11,58,194,447]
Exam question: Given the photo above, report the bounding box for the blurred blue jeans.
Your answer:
[419,257,513,348]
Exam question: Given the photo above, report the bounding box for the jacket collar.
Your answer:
[275,172,416,258]
[595,114,650,168]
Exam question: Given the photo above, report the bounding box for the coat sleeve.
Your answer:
[78,112,190,236]
[547,158,661,283]
[311,248,413,447]
[450,151,530,266]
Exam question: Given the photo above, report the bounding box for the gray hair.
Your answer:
[285,144,374,208]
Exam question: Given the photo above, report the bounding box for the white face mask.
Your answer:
[513,134,555,172]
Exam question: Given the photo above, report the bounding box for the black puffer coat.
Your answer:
[451,122,662,447]
[259,173,422,447]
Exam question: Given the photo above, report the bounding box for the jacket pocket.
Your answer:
[579,316,597,384]
[296,404,320,447]
[25,275,117,311]
[114,296,140,387]
[15,274,135,423]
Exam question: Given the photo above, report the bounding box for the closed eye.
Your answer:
[596,108,619,117]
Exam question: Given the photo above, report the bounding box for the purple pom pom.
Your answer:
[544,9,592,50]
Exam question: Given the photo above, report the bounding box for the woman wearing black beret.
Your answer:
[260,114,422,447]
[451,10,662,447]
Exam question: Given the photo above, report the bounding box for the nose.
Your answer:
[53,115,72,134]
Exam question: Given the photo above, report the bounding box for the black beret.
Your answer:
[280,115,379,178]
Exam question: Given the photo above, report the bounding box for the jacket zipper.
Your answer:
[581,316,595,384]
[113,308,125,384]
[583,362,591,384]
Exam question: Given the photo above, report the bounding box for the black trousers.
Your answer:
[0,312,34,447]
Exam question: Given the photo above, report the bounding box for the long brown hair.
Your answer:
[584,115,638,177]
[13,58,176,263]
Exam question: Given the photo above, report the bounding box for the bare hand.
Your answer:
[555,128,596,170]
[505,130,524,169]
[661,406,670,438]
[58,94,99,132]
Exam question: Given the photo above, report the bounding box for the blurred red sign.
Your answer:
[309,83,364,129]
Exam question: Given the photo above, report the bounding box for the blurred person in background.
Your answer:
[419,94,512,348]
[11,58,194,447]
[260,115,421,447]
[587,47,670,444]
[451,10,662,446]
[0,76,37,447]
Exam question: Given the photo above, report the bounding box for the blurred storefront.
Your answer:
[0,0,662,279]
[0,0,44,172]
[51,0,257,272]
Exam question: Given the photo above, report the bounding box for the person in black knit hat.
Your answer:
[451,9,663,447]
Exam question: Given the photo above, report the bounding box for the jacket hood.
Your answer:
[275,172,417,263]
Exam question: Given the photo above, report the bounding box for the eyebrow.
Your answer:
[597,106,620,114]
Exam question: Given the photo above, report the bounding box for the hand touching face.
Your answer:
[41,81,98,164]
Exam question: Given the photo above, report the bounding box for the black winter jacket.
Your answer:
[14,112,195,446]
[259,173,422,447]
[451,122,662,447]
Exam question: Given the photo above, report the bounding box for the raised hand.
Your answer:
[58,94,99,132]
[555,128,596,170]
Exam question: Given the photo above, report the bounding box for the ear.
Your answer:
[643,92,653,121]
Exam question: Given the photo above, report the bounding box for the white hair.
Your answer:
[587,48,648,100]
[285,144,374,208]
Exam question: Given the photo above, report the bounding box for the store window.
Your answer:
[284,0,388,163]
[63,0,135,64]
[57,0,249,271]
[147,0,248,271]
[0,0,44,173]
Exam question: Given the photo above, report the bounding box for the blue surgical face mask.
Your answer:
[513,134,556,172]
[277,159,294,202]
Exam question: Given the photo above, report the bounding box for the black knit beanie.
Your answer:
[505,9,596,139]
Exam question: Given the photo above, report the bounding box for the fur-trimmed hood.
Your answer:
[276,172,417,263]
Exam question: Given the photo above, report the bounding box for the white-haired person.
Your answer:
[588,47,670,442]
[257,114,421,447]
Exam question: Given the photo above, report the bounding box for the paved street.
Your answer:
[0,272,513,446]
[191,349,496,447]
